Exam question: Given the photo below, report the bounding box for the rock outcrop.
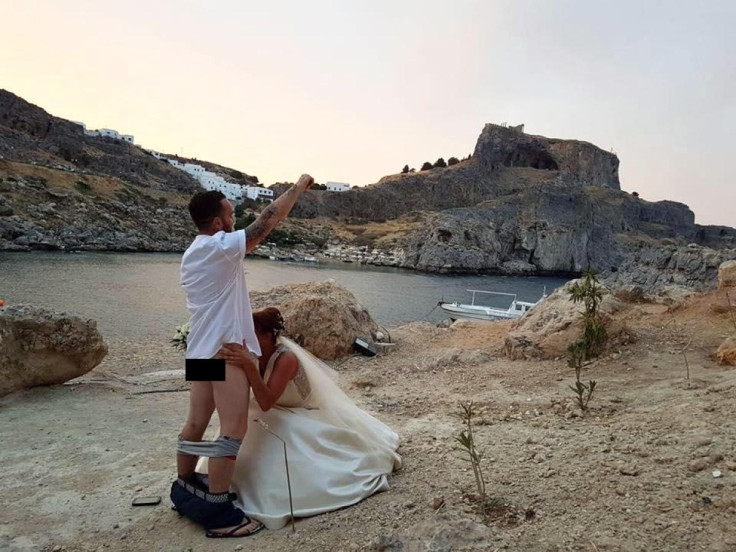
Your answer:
[0,89,256,252]
[716,337,736,366]
[250,280,380,360]
[0,165,196,251]
[0,90,199,194]
[2,89,733,294]
[0,305,108,396]
[504,280,633,360]
[281,124,621,221]
[276,124,733,290]
[604,245,736,294]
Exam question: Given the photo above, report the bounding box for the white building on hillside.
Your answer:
[202,180,244,202]
[155,154,245,203]
[183,163,206,178]
[244,186,274,202]
[80,126,134,143]
[196,170,244,202]
[326,181,350,192]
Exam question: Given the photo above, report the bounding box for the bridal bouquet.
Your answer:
[171,323,190,351]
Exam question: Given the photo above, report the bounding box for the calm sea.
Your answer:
[0,252,568,343]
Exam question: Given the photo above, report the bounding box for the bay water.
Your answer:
[0,252,568,347]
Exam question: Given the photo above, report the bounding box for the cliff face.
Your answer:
[471,124,620,189]
[281,123,732,288]
[398,184,697,273]
[286,124,621,221]
[0,89,732,291]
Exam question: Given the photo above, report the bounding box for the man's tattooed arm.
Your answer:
[243,175,313,254]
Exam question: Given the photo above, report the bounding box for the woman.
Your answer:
[197,307,401,532]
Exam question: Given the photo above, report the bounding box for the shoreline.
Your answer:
[0,246,583,279]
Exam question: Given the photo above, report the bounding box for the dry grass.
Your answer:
[0,160,188,206]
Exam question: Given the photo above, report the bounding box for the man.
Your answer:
[172,174,314,538]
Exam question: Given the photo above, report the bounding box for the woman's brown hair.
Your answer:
[253,307,286,344]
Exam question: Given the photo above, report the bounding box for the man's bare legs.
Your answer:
[208,362,250,493]
[205,361,258,537]
[177,381,215,479]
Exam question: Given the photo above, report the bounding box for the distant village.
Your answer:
[70,121,351,202]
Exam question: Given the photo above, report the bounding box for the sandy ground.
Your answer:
[1,293,735,552]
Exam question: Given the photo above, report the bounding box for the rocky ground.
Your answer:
[2,288,735,552]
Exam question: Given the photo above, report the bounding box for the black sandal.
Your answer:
[205,517,265,538]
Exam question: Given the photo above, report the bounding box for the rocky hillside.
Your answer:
[282,124,621,221]
[0,89,255,251]
[1,90,733,291]
[281,124,734,290]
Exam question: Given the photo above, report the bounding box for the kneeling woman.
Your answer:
[199,307,402,531]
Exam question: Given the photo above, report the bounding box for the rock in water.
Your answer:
[0,305,108,396]
[250,281,379,360]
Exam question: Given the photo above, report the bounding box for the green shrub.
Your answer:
[567,269,607,411]
[75,181,92,194]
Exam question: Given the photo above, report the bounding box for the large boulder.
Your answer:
[0,305,108,396]
[250,280,380,360]
[718,260,736,291]
[504,280,632,360]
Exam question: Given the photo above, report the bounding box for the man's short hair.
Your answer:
[188,191,226,229]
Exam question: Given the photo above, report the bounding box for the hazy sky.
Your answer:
[3,0,734,226]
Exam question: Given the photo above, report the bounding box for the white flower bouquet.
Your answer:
[171,323,190,351]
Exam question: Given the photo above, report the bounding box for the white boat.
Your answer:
[440,288,546,322]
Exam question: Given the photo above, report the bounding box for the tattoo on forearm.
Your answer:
[245,211,275,244]
[245,184,300,245]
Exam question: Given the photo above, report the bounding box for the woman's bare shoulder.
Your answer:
[274,349,299,375]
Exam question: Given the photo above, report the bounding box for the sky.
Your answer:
[2,0,734,226]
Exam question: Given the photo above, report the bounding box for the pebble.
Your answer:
[688,458,709,472]
[431,497,445,510]
[712,470,723,479]
[234,545,243,551]
[619,465,639,476]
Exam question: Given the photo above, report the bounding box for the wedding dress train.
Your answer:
[196,337,402,530]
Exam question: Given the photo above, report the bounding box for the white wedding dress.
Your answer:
[196,337,402,530]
